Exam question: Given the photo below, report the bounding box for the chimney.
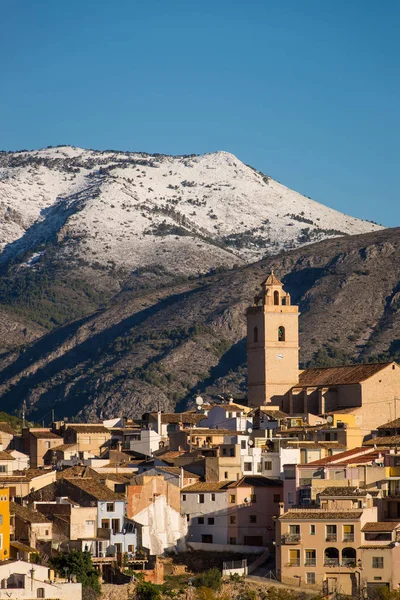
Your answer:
[279,501,285,516]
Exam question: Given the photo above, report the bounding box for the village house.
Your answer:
[0,560,82,600]
[22,429,63,468]
[127,472,189,555]
[10,502,52,549]
[197,401,252,431]
[0,422,17,450]
[62,424,111,456]
[0,488,10,561]
[277,497,378,595]
[359,522,400,594]
[33,497,97,545]
[0,469,56,500]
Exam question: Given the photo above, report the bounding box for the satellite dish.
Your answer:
[326,415,334,424]
[244,497,250,503]
[248,440,254,446]
[247,428,253,434]
[195,396,204,406]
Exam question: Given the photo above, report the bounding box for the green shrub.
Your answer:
[194,568,222,591]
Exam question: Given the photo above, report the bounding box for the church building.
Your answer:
[246,272,400,433]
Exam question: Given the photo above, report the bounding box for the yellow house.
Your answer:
[0,488,10,560]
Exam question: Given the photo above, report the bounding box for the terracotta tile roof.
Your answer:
[160,413,205,425]
[362,522,400,532]
[305,447,381,467]
[66,424,110,434]
[0,451,15,461]
[252,408,288,419]
[188,428,243,436]
[326,408,361,415]
[228,476,283,488]
[364,436,400,446]
[0,422,16,436]
[157,466,200,479]
[0,469,55,481]
[319,486,371,497]
[52,444,78,452]
[378,418,400,430]
[63,476,125,501]
[11,502,51,523]
[182,481,234,492]
[280,511,363,520]
[297,362,392,387]
[29,430,62,440]
[262,272,283,287]
[153,450,185,464]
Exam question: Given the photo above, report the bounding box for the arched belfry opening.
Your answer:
[278,326,285,342]
[274,290,279,305]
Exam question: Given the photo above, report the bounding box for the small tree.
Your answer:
[135,582,162,600]
[49,550,100,594]
[194,568,222,591]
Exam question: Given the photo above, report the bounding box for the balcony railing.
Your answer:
[282,534,301,544]
[305,559,316,567]
[343,534,355,542]
[325,534,337,542]
[342,559,357,567]
[324,559,340,567]
[287,561,300,567]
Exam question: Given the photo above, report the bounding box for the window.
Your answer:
[198,517,204,525]
[253,327,258,342]
[229,537,236,544]
[241,440,247,450]
[228,412,233,418]
[45,441,50,449]
[45,530,49,536]
[230,495,235,504]
[264,461,272,471]
[288,492,294,505]
[257,462,262,473]
[230,515,236,524]
[274,291,279,305]
[278,326,285,342]
[186,514,190,522]
[182,494,186,501]
[208,518,214,525]
[202,534,213,544]
[244,462,252,471]
[251,494,257,503]
[0,466,6,473]
[224,472,229,479]
[273,494,280,503]
[106,503,114,512]
[326,525,337,542]
[199,494,205,504]
[343,524,354,542]
[101,519,110,529]
[222,448,227,456]
[249,515,257,523]
[372,557,384,568]
[211,494,215,501]
[37,589,45,598]
[305,549,316,567]
[289,549,300,567]
[310,525,316,535]
[306,573,316,585]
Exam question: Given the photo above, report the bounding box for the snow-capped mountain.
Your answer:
[0,146,383,276]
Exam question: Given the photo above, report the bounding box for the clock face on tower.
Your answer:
[277,353,284,360]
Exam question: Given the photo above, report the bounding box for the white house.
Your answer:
[180,482,230,546]
[198,402,252,432]
[0,560,81,600]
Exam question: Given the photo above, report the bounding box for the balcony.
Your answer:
[325,534,337,542]
[342,559,356,567]
[287,561,301,567]
[343,534,355,542]
[282,534,301,544]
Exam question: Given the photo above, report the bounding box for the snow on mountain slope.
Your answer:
[0,147,384,275]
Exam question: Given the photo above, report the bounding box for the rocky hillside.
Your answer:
[0,227,398,423]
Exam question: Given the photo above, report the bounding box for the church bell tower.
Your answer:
[246,272,299,407]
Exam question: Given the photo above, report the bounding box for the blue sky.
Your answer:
[1,0,399,226]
